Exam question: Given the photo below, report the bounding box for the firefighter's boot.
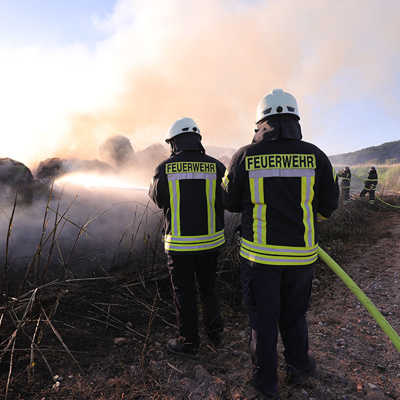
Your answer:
[286,356,316,386]
[248,329,281,399]
[167,337,198,357]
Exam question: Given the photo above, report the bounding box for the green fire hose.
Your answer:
[318,247,400,352]
[376,195,400,209]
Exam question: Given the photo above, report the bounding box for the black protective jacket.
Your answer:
[149,134,226,253]
[223,116,339,266]
[364,168,378,190]
[338,168,351,187]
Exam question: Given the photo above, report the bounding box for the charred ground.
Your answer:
[1,197,400,400]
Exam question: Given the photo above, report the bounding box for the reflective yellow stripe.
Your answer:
[169,180,181,236]
[310,176,315,245]
[206,179,211,234]
[332,166,337,181]
[240,248,318,266]
[250,178,258,242]
[205,178,217,234]
[165,231,225,251]
[301,177,309,246]
[317,212,328,222]
[176,180,181,235]
[259,178,267,245]
[241,235,318,265]
[301,176,315,247]
[250,177,267,244]
[165,230,224,241]
[241,238,317,255]
[166,235,224,246]
[212,179,216,233]
[206,179,210,233]
[166,237,225,252]
[222,169,229,189]
[168,180,176,236]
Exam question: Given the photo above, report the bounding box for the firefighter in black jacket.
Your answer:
[149,117,225,355]
[338,166,351,201]
[223,90,339,399]
[360,166,378,203]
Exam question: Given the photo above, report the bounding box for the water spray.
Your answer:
[318,247,400,352]
[54,173,148,191]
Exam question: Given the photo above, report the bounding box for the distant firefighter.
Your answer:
[337,166,351,201]
[360,166,378,203]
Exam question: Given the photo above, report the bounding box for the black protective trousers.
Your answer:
[341,184,351,201]
[360,186,376,201]
[240,258,314,395]
[167,252,223,346]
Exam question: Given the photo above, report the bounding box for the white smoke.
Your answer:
[0,0,399,166]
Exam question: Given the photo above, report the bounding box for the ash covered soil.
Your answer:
[1,208,400,400]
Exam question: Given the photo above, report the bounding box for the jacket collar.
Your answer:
[252,115,302,143]
[170,133,205,155]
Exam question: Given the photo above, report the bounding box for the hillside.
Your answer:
[329,140,400,166]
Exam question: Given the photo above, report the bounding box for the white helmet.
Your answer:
[165,117,200,142]
[256,89,299,123]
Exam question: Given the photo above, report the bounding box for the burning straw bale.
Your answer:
[0,158,36,203]
[35,157,114,182]
[99,135,136,168]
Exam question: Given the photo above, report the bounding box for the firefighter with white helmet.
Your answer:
[255,89,299,122]
[223,89,339,399]
[149,117,226,355]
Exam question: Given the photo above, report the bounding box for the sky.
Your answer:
[0,0,399,167]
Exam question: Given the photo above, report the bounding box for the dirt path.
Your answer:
[144,212,400,400]
[305,212,400,400]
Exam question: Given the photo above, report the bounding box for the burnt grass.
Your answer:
[1,197,399,400]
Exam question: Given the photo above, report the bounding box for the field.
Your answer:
[1,184,400,400]
[335,164,400,194]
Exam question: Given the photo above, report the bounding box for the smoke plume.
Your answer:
[0,0,399,166]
